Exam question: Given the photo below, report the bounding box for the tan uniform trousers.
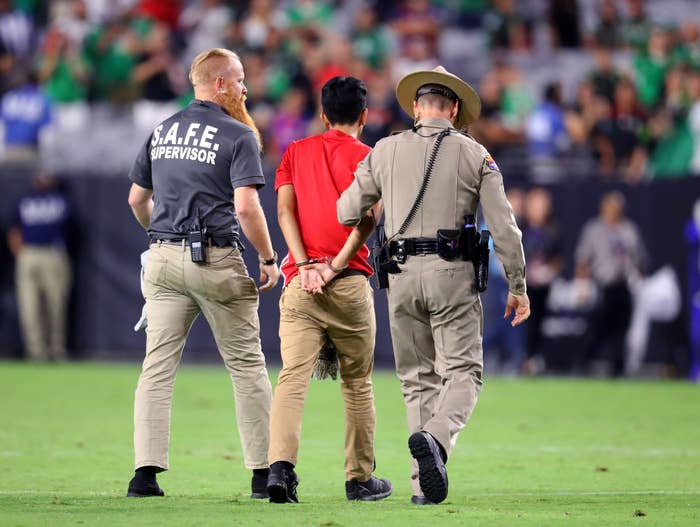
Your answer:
[387,255,483,496]
[135,242,272,471]
[16,246,72,361]
[269,274,377,481]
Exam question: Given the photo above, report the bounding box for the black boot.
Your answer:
[267,461,299,504]
[345,476,393,501]
[126,466,165,497]
[251,468,269,499]
[408,431,448,504]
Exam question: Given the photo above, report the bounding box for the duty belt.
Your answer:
[152,236,240,249]
[389,238,438,259]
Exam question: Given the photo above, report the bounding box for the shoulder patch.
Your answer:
[484,154,500,172]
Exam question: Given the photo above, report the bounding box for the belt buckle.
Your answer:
[395,239,408,264]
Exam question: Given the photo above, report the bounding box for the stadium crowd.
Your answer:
[1,0,700,179]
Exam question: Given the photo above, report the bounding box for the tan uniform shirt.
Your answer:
[337,116,527,294]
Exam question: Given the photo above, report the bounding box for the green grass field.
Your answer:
[0,362,698,526]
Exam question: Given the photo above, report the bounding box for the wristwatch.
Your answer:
[259,251,278,266]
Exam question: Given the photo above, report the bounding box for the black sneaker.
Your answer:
[126,473,165,497]
[345,476,393,501]
[251,468,269,499]
[267,462,299,504]
[411,495,436,505]
[408,431,448,504]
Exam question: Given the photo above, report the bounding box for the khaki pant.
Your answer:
[16,246,72,360]
[269,274,376,481]
[134,242,272,471]
[387,255,483,496]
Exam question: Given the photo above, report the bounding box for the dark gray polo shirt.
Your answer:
[129,99,265,240]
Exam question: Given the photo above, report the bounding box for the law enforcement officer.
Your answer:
[126,48,280,498]
[7,173,72,361]
[337,66,530,505]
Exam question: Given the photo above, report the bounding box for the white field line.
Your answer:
[475,445,700,457]
[0,490,699,497]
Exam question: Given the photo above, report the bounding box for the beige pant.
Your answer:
[134,242,272,471]
[269,274,377,481]
[16,246,72,360]
[387,255,483,496]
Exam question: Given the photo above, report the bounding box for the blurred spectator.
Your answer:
[591,0,621,49]
[620,0,652,51]
[136,0,182,30]
[591,78,648,180]
[391,0,440,57]
[568,79,598,142]
[688,68,700,175]
[351,4,393,70]
[588,46,620,103]
[132,22,182,102]
[7,174,73,361]
[0,0,33,61]
[0,33,15,94]
[180,0,233,67]
[37,25,88,104]
[82,12,144,103]
[497,62,534,131]
[0,71,52,162]
[575,191,647,376]
[236,0,285,52]
[673,22,700,70]
[50,0,90,48]
[525,82,570,182]
[548,0,581,49]
[284,0,332,29]
[269,87,310,160]
[483,0,531,51]
[647,66,693,179]
[634,27,672,109]
[132,21,185,131]
[391,35,437,83]
[522,187,562,373]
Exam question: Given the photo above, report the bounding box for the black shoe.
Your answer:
[267,462,299,504]
[345,476,393,501]
[126,473,165,498]
[251,468,269,499]
[411,495,436,505]
[408,431,448,504]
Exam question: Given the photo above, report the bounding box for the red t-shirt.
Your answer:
[274,129,373,284]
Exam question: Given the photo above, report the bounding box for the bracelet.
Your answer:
[259,250,278,266]
[328,261,348,273]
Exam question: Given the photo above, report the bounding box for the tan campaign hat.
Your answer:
[396,65,481,129]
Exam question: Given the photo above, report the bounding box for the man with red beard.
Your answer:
[126,48,280,498]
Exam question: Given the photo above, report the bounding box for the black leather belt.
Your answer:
[389,238,438,257]
[152,237,240,249]
[335,268,370,280]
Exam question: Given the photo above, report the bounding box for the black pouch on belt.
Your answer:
[437,229,462,261]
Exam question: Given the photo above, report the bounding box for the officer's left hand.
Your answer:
[504,292,531,327]
[259,262,280,292]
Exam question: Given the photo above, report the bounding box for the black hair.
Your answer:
[321,76,367,125]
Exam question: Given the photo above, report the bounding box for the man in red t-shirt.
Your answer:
[267,77,391,504]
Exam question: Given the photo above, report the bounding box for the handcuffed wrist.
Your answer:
[328,261,348,273]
